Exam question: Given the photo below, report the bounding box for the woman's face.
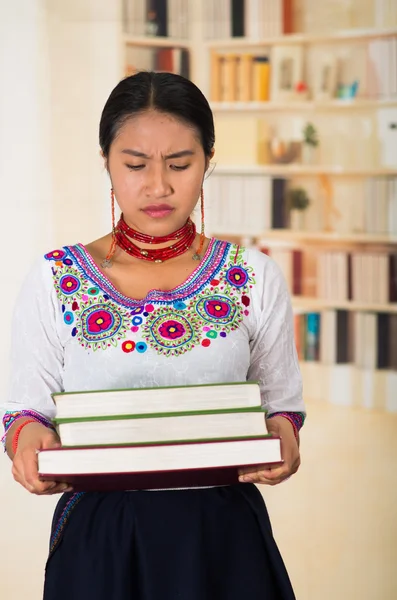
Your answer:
[107,110,211,236]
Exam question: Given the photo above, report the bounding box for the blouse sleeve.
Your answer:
[1,258,64,426]
[247,253,305,416]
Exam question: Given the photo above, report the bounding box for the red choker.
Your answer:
[103,215,201,265]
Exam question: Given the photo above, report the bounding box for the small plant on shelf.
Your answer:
[302,122,319,164]
[288,187,310,210]
[303,123,319,146]
[287,187,310,230]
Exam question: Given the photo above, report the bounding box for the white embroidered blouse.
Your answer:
[2,239,305,423]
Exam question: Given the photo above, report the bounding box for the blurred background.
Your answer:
[1,1,397,598]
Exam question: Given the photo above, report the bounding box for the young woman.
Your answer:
[2,71,305,600]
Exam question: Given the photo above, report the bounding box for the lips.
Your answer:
[142,204,174,218]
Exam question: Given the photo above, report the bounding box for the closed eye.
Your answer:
[126,164,145,171]
[170,164,189,171]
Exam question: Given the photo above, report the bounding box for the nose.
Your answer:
[145,164,172,198]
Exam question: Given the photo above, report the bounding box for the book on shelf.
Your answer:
[122,0,189,39]
[205,171,397,238]
[126,47,190,78]
[258,245,302,296]
[52,381,262,420]
[55,407,268,448]
[38,436,282,491]
[367,38,397,100]
[211,53,271,102]
[203,0,293,40]
[295,308,397,371]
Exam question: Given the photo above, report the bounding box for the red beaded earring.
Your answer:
[101,188,117,268]
[193,188,205,260]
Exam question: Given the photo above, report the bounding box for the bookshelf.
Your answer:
[205,26,397,48]
[124,35,191,49]
[121,0,397,413]
[211,165,397,177]
[291,297,397,314]
[211,99,397,112]
[223,230,397,245]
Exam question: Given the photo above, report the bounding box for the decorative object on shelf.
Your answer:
[337,80,359,100]
[268,138,301,164]
[145,10,159,37]
[319,174,341,232]
[270,45,304,101]
[295,80,309,101]
[313,55,338,101]
[287,187,310,231]
[302,122,319,164]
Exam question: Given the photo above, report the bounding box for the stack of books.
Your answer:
[38,382,282,491]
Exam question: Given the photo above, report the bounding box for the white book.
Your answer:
[361,369,388,411]
[389,36,397,100]
[381,39,391,98]
[320,310,337,365]
[245,0,261,40]
[377,108,397,168]
[167,0,178,38]
[133,0,146,37]
[386,371,397,412]
[38,437,282,480]
[362,313,377,370]
[336,251,349,301]
[374,0,385,27]
[326,364,355,408]
[364,178,375,234]
[376,253,390,304]
[354,312,365,368]
[223,0,232,39]
[389,178,397,235]
[53,382,263,421]
[57,410,268,448]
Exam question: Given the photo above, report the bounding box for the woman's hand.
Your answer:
[11,422,72,495]
[238,416,301,485]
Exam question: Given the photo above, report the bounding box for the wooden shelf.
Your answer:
[124,35,191,49]
[292,297,397,313]
[212,165,397,177]
[211,99,397,112]
[257,230,397,244]
[205,27,397,49]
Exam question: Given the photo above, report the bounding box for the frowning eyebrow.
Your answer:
[121,149,195,159]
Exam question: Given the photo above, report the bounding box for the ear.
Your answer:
[100,150,109,172]
[205,147,215,171]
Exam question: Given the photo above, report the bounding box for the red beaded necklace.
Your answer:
[112,215,199,264]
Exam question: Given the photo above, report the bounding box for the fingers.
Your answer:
[238,458,300,486]
[12,448,72,495]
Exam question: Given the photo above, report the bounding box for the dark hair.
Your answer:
[99,71,215,159]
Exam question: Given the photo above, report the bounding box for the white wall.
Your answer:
[0,1,121,598]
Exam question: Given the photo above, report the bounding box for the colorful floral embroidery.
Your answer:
[142,307,201,356]
[45,249,66,261]
[122,340,135,353]
[45,239,256,356]
[78,303,129,350]
[226,266,249,288]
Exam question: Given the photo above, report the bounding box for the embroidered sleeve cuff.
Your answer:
[1,410,55,450]
[266,411,305,440]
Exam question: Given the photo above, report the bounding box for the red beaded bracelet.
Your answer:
[11,419,37,455]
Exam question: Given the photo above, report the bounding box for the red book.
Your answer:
[283,0,294,34]
[38,437,282,492]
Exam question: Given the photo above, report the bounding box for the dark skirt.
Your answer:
[44,484,296,600]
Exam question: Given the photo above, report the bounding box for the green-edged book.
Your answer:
[52,381,262,420]
[55,406,268,448]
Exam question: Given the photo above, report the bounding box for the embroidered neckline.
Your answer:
[66,238,231,308]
